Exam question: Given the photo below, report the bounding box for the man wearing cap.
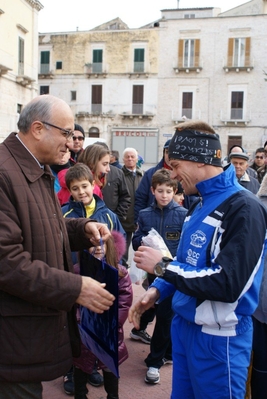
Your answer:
[129,120,267,398]
[229,151,260,194]
[69,123,85,165]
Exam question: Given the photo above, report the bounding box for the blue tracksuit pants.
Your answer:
[171,314,252,399]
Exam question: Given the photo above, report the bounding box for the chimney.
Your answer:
[177,0,180,8]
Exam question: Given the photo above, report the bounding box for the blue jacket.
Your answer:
[62,194,125,237]
[132,199,187,257]
[152,164,267,336]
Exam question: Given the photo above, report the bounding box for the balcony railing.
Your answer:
[40,63,50,74]
[230,108,243,120]
[132,104,143,114]
[91,104,102,114]
[92,62,103,73]
[134,62,145,73]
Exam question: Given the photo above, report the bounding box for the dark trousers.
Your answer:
[74,366,88,399]
[122,231,133,268]
[0,382,42,399]
[145,294,173,369]
[251,317,267,399]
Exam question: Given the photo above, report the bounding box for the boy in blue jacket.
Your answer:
[131,168,187,384]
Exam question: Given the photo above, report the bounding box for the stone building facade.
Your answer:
[0,0,42,139]
[37,0,267,162]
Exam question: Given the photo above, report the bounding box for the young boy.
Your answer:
[131,168,187,384]
[61,163,125,395]
[62,163,125,236]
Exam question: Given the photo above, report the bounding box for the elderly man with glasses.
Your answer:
[0,95,115,399]
[69,123,85,165]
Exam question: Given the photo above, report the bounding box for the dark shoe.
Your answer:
[87,369,104,387]
[130,328,151,344]
[145,367,160,384]
[73,366,88,398]
[162,357,173,365]
[63,367,74,395]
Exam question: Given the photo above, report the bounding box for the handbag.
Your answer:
[79,249,119,377]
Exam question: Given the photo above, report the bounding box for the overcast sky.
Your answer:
[38,0,248,33]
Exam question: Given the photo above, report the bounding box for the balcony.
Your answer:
[39,64,54,79]
[220,109,251,125]
[85,63,107,78]
[0,63,12,76]
[173,66,202,74]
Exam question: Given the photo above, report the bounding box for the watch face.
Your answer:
[154,263,164,276]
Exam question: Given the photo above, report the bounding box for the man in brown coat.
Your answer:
[0,95,115,399]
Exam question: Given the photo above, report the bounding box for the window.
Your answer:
[92,49,103,73]
[18,37,24,75]
[182,92,193,119]
[134,49,145,72]
[89,127,100,138]
[40,86,49,95]
[40,51,50,74]
[178,39,200,68]
[184,14,195,18]
[132,85,144,114]
[17,104,22,114]
[227,38,251,67]
[56,61,62,70]
[71,91,77,101]
[91,85,102,113]
[231,91,243,119]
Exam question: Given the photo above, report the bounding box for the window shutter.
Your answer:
[245,37,251,67]
[227,38,234,66]
[134,49,145,62]
[132,85,144,104]
[93,49,103,63]
[178,40,184,68]
[194,39,200,67]
[41,51,50,64]
[92,85,102,104]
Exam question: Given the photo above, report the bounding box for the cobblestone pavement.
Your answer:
[42,283,172,399]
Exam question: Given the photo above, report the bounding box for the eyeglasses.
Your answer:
[41,121,74,139]
[256,156,264,159]
[73,136,84,141]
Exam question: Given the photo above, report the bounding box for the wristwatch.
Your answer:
[154,257,172,276]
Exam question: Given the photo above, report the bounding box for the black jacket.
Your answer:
[102,165,131,222]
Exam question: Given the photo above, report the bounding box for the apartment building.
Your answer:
[157,0,267,157]
[38,0,267,161]
[0,0,43,139]
[38,18,160,164]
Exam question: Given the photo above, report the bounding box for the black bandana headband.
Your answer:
[168,129,222,167]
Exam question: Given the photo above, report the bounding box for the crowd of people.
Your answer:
[0,94,267,399]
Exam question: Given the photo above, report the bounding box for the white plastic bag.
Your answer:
[142,228,173,259]
[129,256,146,284]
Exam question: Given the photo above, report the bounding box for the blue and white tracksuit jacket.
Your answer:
[152,164,267,337]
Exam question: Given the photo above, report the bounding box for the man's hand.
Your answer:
[128,287,160,329]
[76,276,115,313]
[84,221,111,246]
[134,246,163,274]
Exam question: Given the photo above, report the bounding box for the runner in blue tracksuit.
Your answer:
[129,120,267,399]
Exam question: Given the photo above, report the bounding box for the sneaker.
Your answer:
[87,369,104,387]
[130,328,151,344]
[145,367,160,384]
[162,357,173,365]
[63,368,74,395]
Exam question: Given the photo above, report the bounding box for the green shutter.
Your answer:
[134,48,145,62]
[41,51,50,64]
[93,49,103,63]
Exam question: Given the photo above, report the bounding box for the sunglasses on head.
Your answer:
[73,136,84,141]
